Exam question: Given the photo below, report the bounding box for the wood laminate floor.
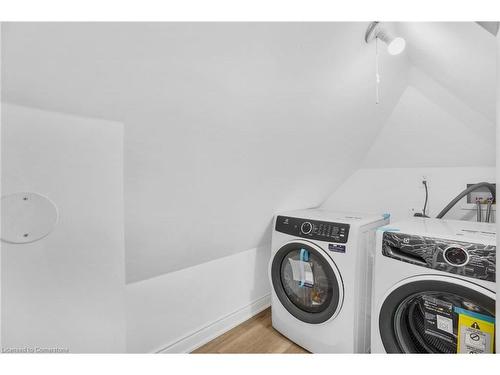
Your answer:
[192,308,309,354]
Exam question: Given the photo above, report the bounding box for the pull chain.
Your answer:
[375,37,380,104]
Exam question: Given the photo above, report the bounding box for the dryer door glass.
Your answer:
[271,242,342,324]
[379,280,495,353]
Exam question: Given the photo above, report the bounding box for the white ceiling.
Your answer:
[396,22,496,122]
[362,84,495,168]
[1,22,494,283]
[362,22,496,168]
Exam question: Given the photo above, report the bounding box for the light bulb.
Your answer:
[374,27,406,56]
[387,37,406,55]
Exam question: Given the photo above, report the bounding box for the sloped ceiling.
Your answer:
[362,82,495,167]
[1,22,494,283]
[364,22,496,168]
[1,23,408,282]
[395,22,496,122]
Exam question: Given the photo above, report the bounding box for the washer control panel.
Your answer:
[382,232,496,282]
[275,215,350,243]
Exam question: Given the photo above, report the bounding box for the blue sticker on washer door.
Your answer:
[329,244,346,253]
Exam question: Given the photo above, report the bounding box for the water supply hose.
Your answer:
[436,182,496,219]
[485,198,493,223]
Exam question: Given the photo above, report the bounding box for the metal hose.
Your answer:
[436,182,496,219]
[485,199,493,222]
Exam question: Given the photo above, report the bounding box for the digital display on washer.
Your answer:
[275,216,350,243]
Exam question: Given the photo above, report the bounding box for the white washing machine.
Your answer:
[371,218,496,353]
[269,209,388,353]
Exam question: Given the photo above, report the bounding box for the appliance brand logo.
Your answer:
[328,244,346,253]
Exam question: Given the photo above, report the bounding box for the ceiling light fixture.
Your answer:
[365,21,406,55]
[365,22,406,104]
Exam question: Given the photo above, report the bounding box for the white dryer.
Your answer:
[269,209,388,353]
[371,218,496,353]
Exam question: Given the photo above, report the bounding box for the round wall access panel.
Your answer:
[1,192,58,244]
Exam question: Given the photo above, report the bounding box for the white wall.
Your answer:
[1,22,409,282]
[346,24,496,222]
[396,22,496,122]
[1,104,125,353]
[126,245,271,353]
[363,69,495,168]
[322,167,495,223]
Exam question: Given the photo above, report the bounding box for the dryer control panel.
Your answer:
[275,215,350,243]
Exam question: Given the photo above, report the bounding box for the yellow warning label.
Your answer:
[457,311,495,354]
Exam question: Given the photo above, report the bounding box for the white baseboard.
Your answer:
[156,294,271,353]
